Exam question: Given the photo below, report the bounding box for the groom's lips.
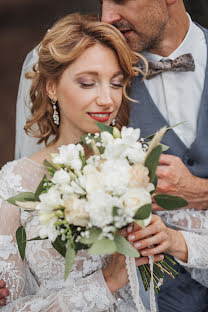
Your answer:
[119,28,133,38]
[87,112,112,122]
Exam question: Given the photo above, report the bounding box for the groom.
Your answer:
[101,0,208,311]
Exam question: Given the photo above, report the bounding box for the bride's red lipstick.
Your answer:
[88,112,112,122]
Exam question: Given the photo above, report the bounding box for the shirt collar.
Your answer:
[142,14,205,62]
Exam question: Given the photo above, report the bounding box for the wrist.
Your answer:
[102,268,117,294]
[166,229,188,263]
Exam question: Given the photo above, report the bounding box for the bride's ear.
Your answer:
[46,79,57,101]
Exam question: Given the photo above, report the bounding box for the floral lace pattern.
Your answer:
[0,158,208,311]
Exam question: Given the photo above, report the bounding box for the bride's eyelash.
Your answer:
[80,83,95,88]
[111,83,123,88]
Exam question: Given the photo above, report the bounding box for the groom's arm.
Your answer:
[152,154,208,211]
[0,280,9,306]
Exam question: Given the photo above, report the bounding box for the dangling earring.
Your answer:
[111,118,116,126]
[51,99,59,126]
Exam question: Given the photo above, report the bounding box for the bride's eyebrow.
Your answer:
[75,70,124,78]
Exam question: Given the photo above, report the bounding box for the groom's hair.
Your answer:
[24,13,147,146]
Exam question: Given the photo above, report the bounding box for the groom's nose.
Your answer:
[101,1,121,24]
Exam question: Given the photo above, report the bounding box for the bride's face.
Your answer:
[47,43,124,139]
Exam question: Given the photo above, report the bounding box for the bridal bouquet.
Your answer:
[8,122,187,289]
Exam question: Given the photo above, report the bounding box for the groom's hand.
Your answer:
[152,154,208,211]
[0,280,9,306]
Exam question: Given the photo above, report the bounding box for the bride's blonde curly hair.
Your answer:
[25,13,147,146]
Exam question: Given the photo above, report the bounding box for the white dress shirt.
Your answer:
[142,14,207,148]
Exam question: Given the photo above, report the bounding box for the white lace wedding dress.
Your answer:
[0,158,208,311]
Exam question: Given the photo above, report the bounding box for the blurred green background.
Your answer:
[0,0,207,168]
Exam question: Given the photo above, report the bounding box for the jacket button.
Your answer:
[187,158,194,166]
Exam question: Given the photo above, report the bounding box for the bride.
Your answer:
[0,12,208,312]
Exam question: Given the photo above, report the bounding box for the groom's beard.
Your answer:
[113,21,167,53]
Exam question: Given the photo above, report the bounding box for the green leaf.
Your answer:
[7,192,35,205]
[154,194,188,210]
[134,204,152,220]
[151,174,158,195]
[144,145,162,182]
[96,121,113,135]
[64,241,76,281]
[113,206,120,217]
[79,228,102,245]
[52,235,67,257]
[34,175,47,201]
[114,234,140,257]
[16,226,26,261]
[88,238,117,255]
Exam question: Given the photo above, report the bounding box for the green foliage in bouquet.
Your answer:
[7,121,188,290]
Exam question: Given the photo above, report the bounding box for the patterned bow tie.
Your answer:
[141,53,195,80]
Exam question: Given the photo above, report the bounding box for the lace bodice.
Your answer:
[0,158,207,311]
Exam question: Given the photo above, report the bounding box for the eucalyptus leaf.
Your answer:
[52,235,67,257]
[151,174,158,195]
[7,192,35,205]
[64,242,76,280]
[154,194,188,210]
[79,228,102,245]
[134,204,152,220]
[96,121,113,134]
[114,234,140,257]
[144,145,162,182]
[34,174,47,201]
[88,238,117,255]
[16,226,27,261]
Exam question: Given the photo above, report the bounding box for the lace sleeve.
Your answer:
[157,208,208,233]
[0,161,116,312]
[174,231,208,288]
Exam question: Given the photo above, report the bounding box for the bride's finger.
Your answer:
[133,232,165,250]
[140,242,168,257]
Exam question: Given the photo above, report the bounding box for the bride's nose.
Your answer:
[96,85,114,108]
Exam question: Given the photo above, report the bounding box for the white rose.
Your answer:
[121,143,146,164]
[65,196,89,227]
[121,188,152,215]
[83,165,102,193]
[51,169,71,185]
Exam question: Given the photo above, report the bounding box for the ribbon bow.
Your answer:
[141,53,195,80]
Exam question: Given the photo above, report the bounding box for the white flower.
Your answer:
[122,143,146,164]
[121,127,141,146]
[39,216,59,242]
[86,191,121,228]
[37,187,64,212]
[83,165,102,193]
[101,131,114,146]
[100,159,130,195]
[103,141,126,160]
[51,169,71,185]
[121,188,152,216]
[53,144,83,170]
[65,195,89,227]
[128,164,151,190]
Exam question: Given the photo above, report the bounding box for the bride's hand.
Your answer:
[0,280,9,306]
[103,246,163,294]
[127,214,188,262]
